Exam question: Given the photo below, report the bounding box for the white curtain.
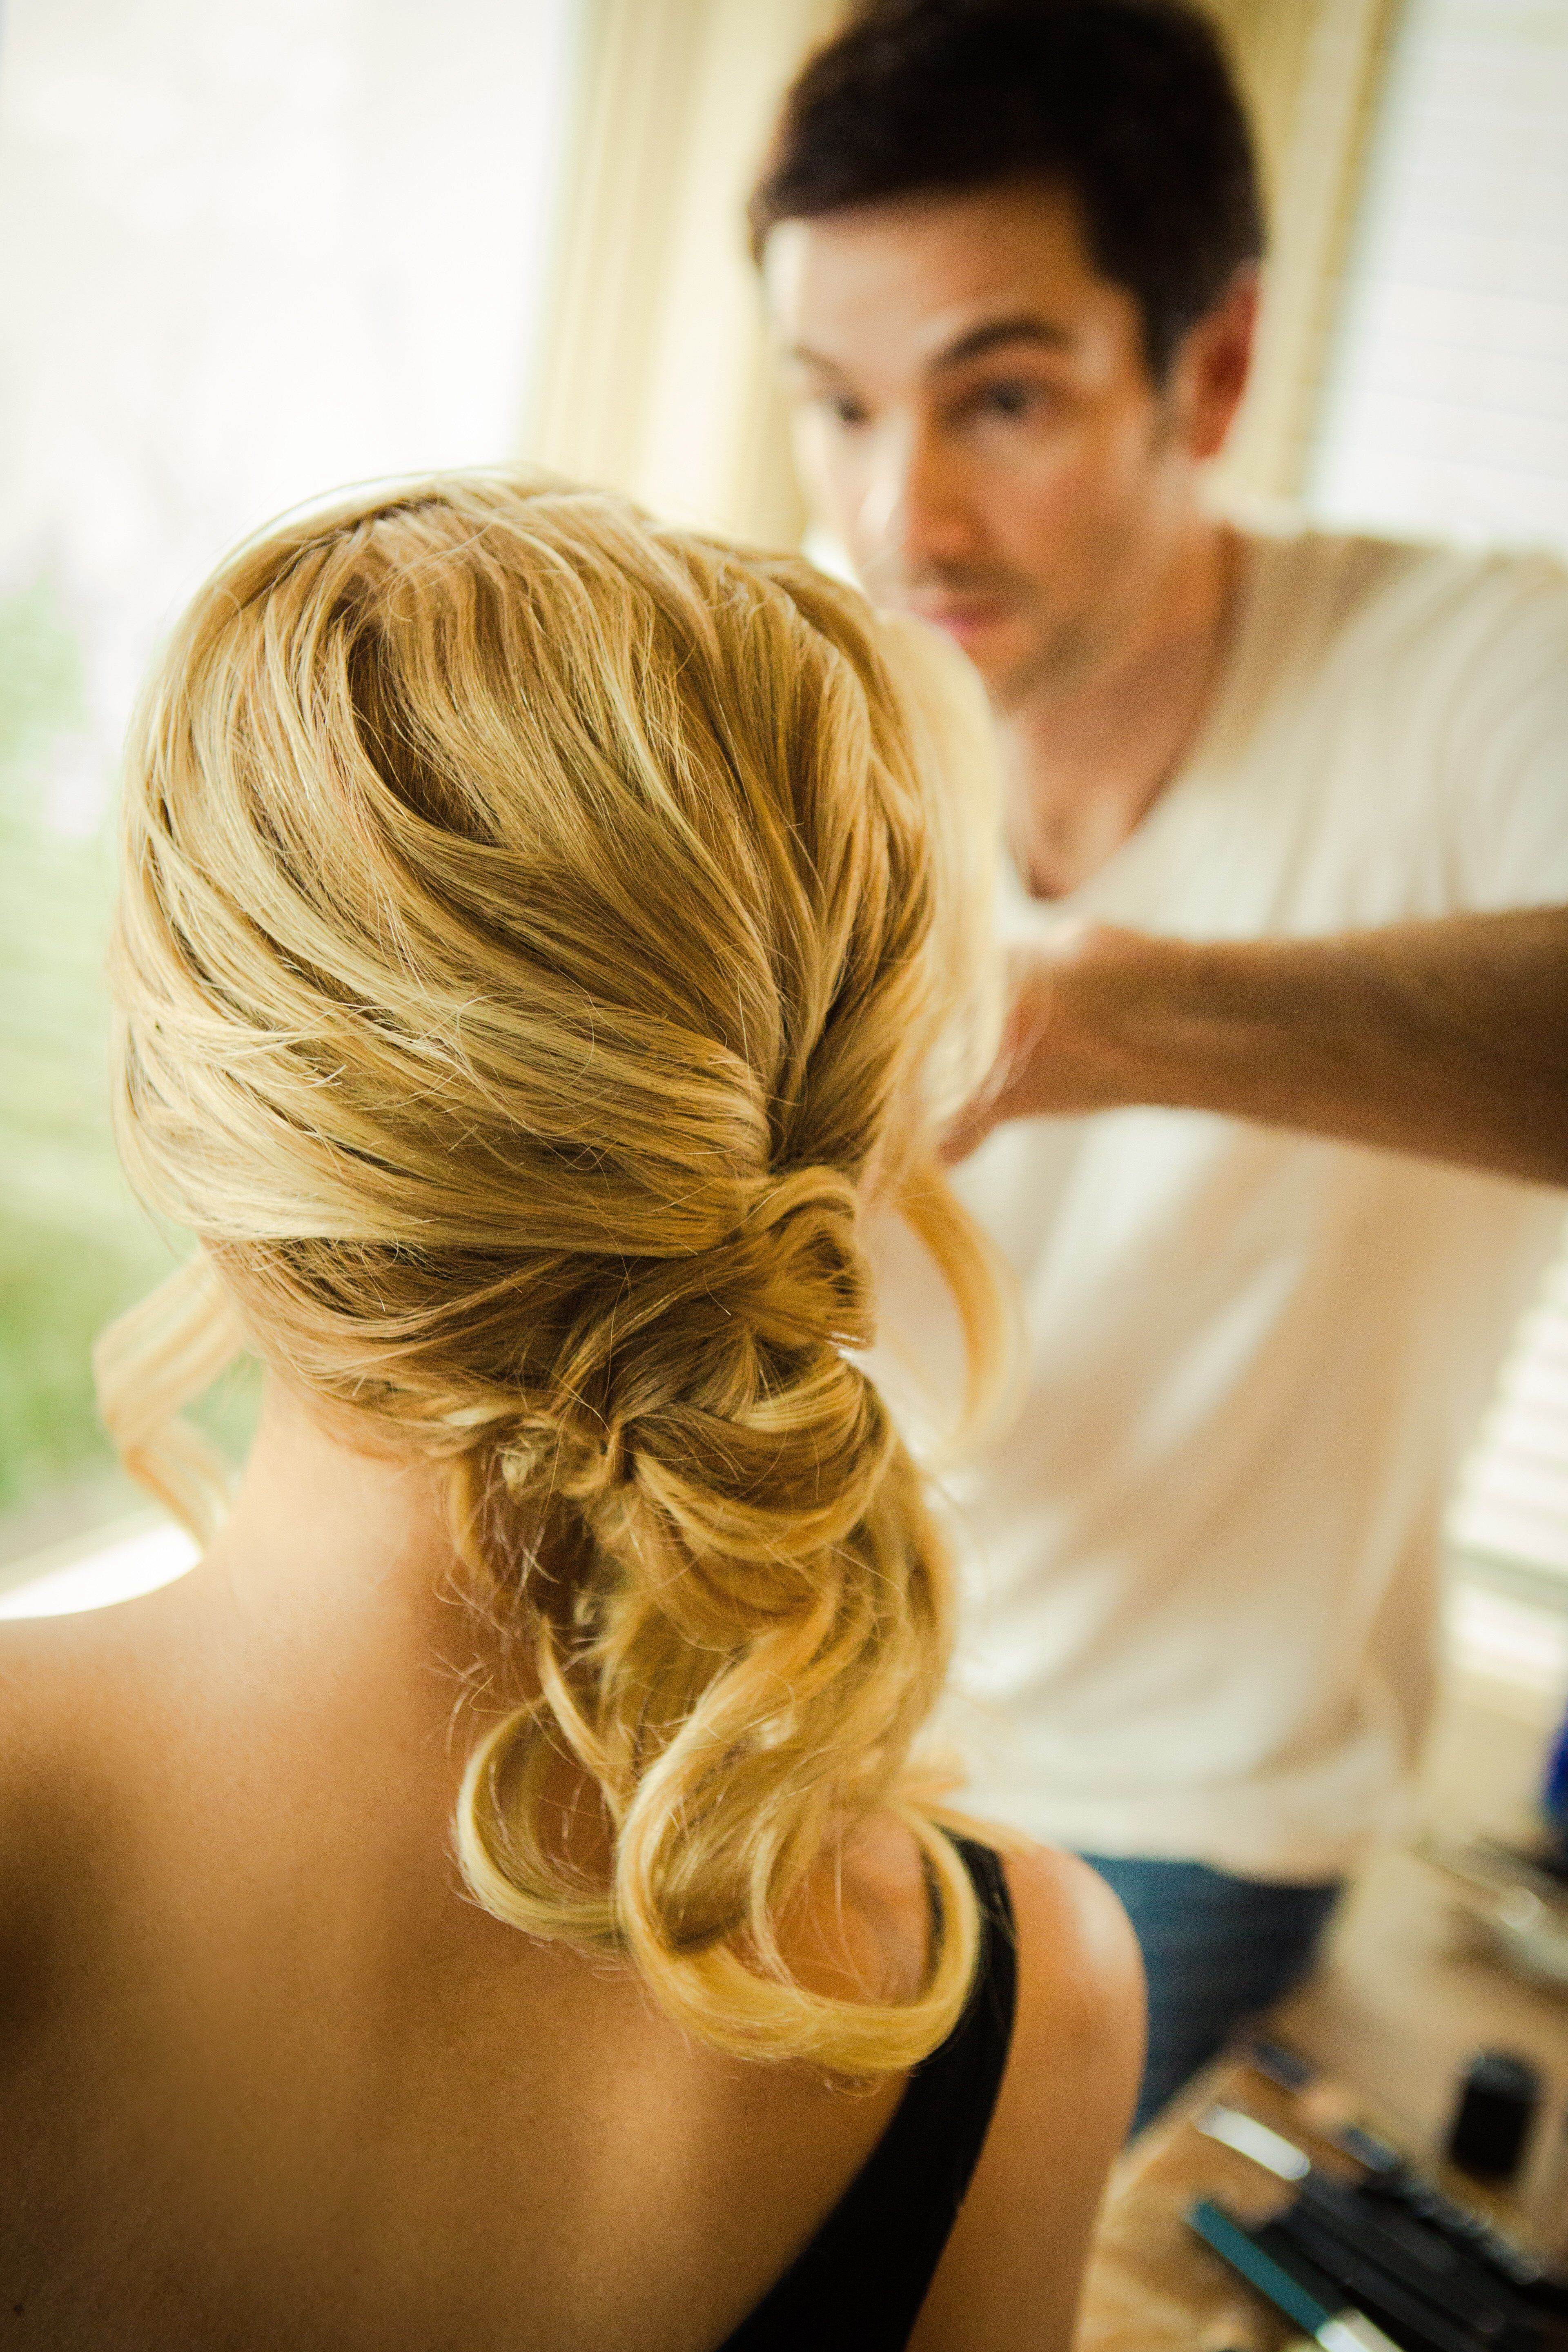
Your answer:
[1203,0,1403,506]
[521,0,841,545]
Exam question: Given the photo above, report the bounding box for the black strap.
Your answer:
[719,1834,1018,2352]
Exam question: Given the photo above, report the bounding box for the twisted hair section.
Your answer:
[99,470,1007,2073]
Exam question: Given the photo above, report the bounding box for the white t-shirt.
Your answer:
[883,527,1568,1881]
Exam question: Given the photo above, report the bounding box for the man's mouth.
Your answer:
[907,592,1017,643]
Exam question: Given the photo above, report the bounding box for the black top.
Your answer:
[717,1835,1018,2352]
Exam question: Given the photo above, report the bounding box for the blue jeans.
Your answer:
[1079,1853,1342,2134]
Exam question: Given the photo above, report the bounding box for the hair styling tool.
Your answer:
[1195,2106,1562,2350]
[1245,2040,1568,2316]
[1189,2198,1405,2352]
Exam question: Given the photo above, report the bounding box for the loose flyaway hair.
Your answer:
[98,470,1008,2075]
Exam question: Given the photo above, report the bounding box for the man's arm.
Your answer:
[949,907,1568,1185]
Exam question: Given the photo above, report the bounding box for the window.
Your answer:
[0,0,581,1572]
[1308,0,1568,1590]
[1450,1252,1568,1581]
[1310,0,1568,557]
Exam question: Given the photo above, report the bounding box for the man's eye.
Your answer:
[968,380,1054,423]
[822,394,871,428]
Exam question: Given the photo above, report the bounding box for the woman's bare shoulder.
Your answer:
[909,1831,1145,2352]
[0,1612,80,1794]
[0,1605,120,1749]
[0,1613,132,1938]
[1002,1839,1145,2037]
[974,1834,1145,2165]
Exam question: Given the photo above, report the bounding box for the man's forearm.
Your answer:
[986,909,1568,1185]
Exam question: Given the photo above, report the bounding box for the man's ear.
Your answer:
[1174,268,1260,461]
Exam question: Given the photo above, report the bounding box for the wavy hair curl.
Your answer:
[97,471,1008,2074]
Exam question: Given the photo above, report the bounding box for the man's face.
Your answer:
[765,182,1236,706]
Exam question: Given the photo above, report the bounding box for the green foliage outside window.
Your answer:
[0,582,254,1549]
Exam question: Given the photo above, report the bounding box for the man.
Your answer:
[751,0,1568,2127]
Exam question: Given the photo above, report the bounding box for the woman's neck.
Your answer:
[205,1379,455,1609]
[160,1381,499,1786]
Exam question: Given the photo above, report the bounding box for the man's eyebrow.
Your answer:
[785,316,1072,379]
[785,343,852,375]
[931,316,1073,370]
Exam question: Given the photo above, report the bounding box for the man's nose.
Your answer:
[859,418,984,571]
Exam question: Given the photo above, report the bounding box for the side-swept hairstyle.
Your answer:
[98,471,1009,2075]
[750,0,1264,382]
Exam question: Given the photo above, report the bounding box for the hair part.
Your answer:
[98,470,1010,2075]
[750,0,1264,382]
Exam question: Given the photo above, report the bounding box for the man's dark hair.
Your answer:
[749,0,1264,382]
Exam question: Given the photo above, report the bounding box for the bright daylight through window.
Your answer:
[0,0,580,1594]
[1307,0,1568,1590]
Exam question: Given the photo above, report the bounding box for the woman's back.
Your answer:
[0,1489,1135,2351]
[0,473,1141,2347]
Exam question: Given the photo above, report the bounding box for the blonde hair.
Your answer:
[99,471,1007,2074]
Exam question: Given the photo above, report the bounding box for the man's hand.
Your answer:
[944,908,1568,1186]
[942,921,1160,1160]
